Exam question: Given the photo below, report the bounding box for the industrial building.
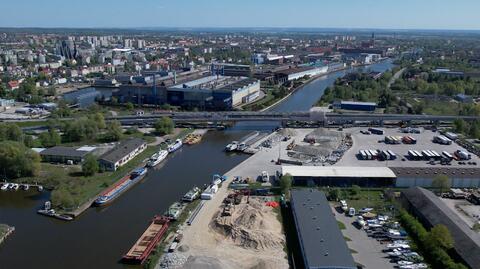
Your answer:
[290,189,357,269]
[281,166,480,188]
[210,63,252,77]
[39,146,96,164]
[401,187,480,269]
[168,75,260,110]
[282,166,397,187]
[333,100,377,111]
[274,66,328,83]
[99,138,146,171]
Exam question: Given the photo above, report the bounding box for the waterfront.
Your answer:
[0,60,394,269]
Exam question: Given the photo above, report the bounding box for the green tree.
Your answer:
[0,123,24,142]
[432,175,450,194]
[279,173,292,196]
[428,224,454,250]
[82,154,98,177]
[350,185,361,197]
[51,186,75,209]
[39,128,61,147]
[91,112,106,129]
[328,188,342,201]
[0,141,41,178]
[154,117,174,135]
[23,135,35,148]
[103,120,123,142]
[453,119,467,133]
[125,102,134,110]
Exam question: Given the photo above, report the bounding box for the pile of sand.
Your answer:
[211,199,285,250]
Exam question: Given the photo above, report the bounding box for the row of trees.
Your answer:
[62,113,124,143]
[453,119,480,139]
[399,209,467,269]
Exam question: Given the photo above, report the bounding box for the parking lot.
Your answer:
[333,205,395,269]
[336,127,480,168]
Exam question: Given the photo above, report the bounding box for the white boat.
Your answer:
[147,150,168,167]
[225,141,238,151]
[23,184,30,191]
[261,171,269,182]
[182,187,201,202]
[1,183,9,191]
[356,216,366,227]
[12,184,20,191]
[386,243,410,250]
[37,185,44,192]
[168,139,183,153]
[237,143,247,151]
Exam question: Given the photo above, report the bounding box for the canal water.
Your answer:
[0,60,394,269]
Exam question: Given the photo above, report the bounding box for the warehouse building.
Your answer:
[333,100,377,111]
[39,146,96,164]
[274,66,328,83]
[401,187,480,269]
[291,189,357,269]
[392,167,480,188]
[281,166,397,187]
[99,138,146,171]
[281,166,480,188]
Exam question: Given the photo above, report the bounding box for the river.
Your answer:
[0,59,394,269]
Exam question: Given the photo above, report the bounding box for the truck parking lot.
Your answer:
[336,127,480,168]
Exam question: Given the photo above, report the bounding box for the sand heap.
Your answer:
[211,198,285,250]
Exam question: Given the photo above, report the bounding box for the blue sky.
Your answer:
[1,0,479,30]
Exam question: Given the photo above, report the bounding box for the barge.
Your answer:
[94,167,147,206]
[122,216,170,264]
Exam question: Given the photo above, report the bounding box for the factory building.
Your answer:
[333,100,377,111]
[401,187,480,269]
[211,63,253,77]
[291,189,357,269]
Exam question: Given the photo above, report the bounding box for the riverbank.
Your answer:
[156,130,290,269]
[0,224,15,246]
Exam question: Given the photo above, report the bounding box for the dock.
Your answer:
[122,216,170,264]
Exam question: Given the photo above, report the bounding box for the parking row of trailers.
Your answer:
[385,135,417,144]
[359,149,397,160]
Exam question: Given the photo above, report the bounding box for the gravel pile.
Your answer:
[159,252,188,268]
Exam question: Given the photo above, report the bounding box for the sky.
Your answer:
[1,0,480,30]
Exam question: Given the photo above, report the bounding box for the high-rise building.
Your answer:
[136,40,145,49]
[57,40,77,60]
[124,39,133,49]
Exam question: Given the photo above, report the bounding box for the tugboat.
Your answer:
[94,167,148,206]
[167,139,183,153]
[146,150,168,167]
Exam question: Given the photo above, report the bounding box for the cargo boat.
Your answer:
[122,216,170,264]
[146,150,168,167]
[167,139,183,153]
[94,167,148,206]
[164,202,185,220]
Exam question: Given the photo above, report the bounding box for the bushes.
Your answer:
[0,141,41,178]
[398,209,467,269]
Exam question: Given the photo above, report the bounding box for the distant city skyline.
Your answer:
[1,0,480,30]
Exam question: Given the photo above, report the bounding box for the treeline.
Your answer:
[398,209,467,269]
[392,66,480,97]
[453,119,480,139]
[0,77,56,104]
[319,71,393,106]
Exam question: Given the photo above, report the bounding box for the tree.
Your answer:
[103,120,123,142]
[428,224,454,250]
[0,123,23,142]
[453,119,467,133]
[328,188,342,201]
[0,141,41,178]
[51,186,75,209]
[154,117,174,135]
[39,128,61,147]
[125,102,134,110]
[350,185,361,197]
[432,175,450,194]
[279,173,292,196]
[91,112,106,129]
[82,154,98,177]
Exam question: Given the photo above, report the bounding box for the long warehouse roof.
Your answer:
[281,166,397,178]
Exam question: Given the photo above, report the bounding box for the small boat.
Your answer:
[1,183,9,191]
[340,200,348,212]
[182,187,201,202]
[22,184,30,191]
[37,201,73,221]
[167,139,183,153]
[237,143,247,151]
[164,202,185,220]
[225,141,238,152]
[37,185,44,192]
[12,184,20,191]
[146,150,168,167]
[184,134,202,145]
